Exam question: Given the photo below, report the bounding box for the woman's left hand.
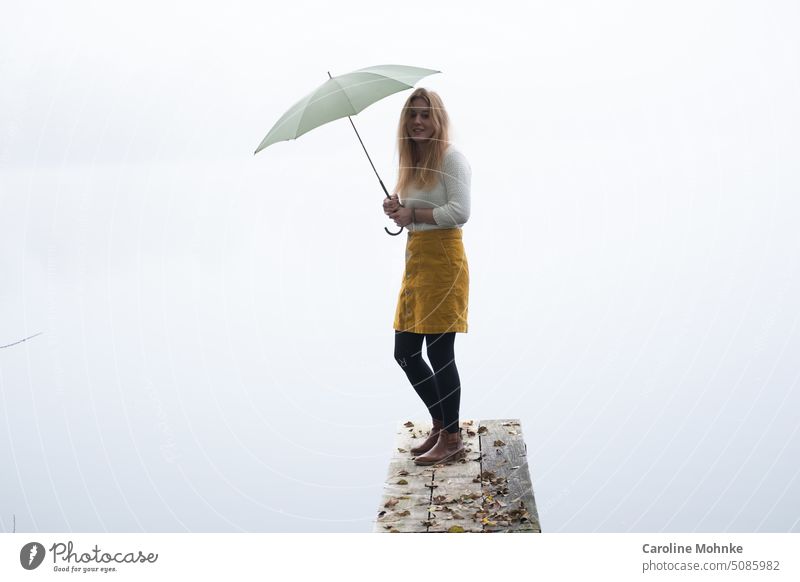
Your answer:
[389,206,413,227]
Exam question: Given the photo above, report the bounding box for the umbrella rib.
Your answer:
[288,92,320,140]
[327,71,359,115]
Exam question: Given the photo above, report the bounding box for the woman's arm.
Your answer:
[388,205,435,227]
[388,205,429,227]
[412,207,435,224]
[385,193,435,226]
[432,150,471,226]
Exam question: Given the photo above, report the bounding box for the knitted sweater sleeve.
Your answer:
[432,149,471,227]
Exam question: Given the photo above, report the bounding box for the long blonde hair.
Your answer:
[394,88,450,197]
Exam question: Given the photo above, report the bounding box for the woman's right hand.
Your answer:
[383,194,400,215]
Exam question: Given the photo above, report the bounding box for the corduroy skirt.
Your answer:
[393,228,469,334]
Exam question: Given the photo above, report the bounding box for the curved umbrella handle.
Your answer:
[383,188,405,236]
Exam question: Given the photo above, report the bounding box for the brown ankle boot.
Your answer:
[410,419,443,455]
[414,428,465,466]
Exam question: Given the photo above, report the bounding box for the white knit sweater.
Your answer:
[400,146,471,231]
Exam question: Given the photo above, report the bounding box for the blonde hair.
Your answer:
[394,88,450,197]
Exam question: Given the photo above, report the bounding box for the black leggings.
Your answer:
[394,331,461,434]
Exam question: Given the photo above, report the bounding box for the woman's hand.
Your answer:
[383,194,400,215]
[383,194,413,226]
[389,206,414,227]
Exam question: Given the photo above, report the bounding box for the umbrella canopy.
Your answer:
[254,64,440,154]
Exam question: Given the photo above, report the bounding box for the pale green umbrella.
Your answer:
[254,64,440,235]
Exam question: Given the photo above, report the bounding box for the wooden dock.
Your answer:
[374,419,541,533]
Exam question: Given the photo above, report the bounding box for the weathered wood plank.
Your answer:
[374,491,431,533]
[426,476,484,533]
[388,459,437,478]
[373,420,437,532]
[478,419,541,533]
[425,421,483,532]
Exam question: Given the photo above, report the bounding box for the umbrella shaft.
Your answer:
[346,116,390,198]
[327,71,390,198]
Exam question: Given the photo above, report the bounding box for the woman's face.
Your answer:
[406,97,434,144]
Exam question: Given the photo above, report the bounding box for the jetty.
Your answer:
[374,419,541,533]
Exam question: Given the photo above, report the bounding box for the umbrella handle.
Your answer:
[383,188,404,236]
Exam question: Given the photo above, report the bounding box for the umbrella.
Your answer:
[254,64,440,235]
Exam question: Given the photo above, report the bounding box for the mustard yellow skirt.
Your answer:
[393,228,469,334]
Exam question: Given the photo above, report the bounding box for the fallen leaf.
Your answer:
[466,429,476,437]
[448,526,465,533]
[494,439,506,447]
[404,421,415,427]
[384,498,399,508]
[397,448,407,453]
[481,517,497,526]
[396,510,410,517]
[477,426,488,434]
[397,479,408,485]
[398,470,409,476]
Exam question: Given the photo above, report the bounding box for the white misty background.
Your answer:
[1,0,799,532]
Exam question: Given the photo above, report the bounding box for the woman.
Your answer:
[383,88,471,466]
